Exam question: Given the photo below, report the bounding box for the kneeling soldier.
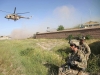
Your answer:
[58,40,87,75]
[79,36,91,61]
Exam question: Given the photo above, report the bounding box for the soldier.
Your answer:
[79,36,91,60]
[58,40,87,75]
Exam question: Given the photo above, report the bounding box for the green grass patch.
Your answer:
[0,39,100,75]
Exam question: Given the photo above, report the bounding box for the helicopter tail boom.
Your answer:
[20,16,32,19]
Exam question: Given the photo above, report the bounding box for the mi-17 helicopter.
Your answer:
[0,7,32,21]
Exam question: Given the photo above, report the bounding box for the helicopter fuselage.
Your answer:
[5,14,20,21]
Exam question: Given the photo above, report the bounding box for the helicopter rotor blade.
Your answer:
[17,12,30,14]
[0,10,11,13]
[14,7,16,14]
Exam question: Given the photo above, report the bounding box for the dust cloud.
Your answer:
[10,28,34,39]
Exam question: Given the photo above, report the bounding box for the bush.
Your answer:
[85,35,92,40]
[66,35,73,40]
[57,25,64,31]
[66,34,92,40]
[86,54,100,74]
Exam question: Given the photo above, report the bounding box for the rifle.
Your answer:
[67,54,82,68]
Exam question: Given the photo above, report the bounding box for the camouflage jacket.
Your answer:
[79,42,91,57]
[67,49,87,70]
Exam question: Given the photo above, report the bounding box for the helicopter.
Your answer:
[0,7,32,21]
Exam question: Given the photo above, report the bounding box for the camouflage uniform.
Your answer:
[79,42,91,60]
[58,40,87,75]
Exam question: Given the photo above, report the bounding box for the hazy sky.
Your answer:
[0,0,100,39]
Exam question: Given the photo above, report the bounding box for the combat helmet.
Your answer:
[69,39,79,47]
[79,36,85,40]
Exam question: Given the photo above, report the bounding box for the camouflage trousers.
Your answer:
[58,67,83,75]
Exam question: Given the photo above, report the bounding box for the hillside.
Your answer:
[0,39,100,75]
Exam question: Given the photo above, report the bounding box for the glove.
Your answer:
[70,61,75,66]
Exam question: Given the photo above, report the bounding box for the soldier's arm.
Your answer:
[84,43,91,56]
[75,51,87,69]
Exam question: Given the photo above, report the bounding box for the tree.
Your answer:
[57,25,64,31]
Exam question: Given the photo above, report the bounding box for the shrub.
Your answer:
[86,54,100,74]
[85,35,92,40]
[57,25,64,31]
[66,35,73,40]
